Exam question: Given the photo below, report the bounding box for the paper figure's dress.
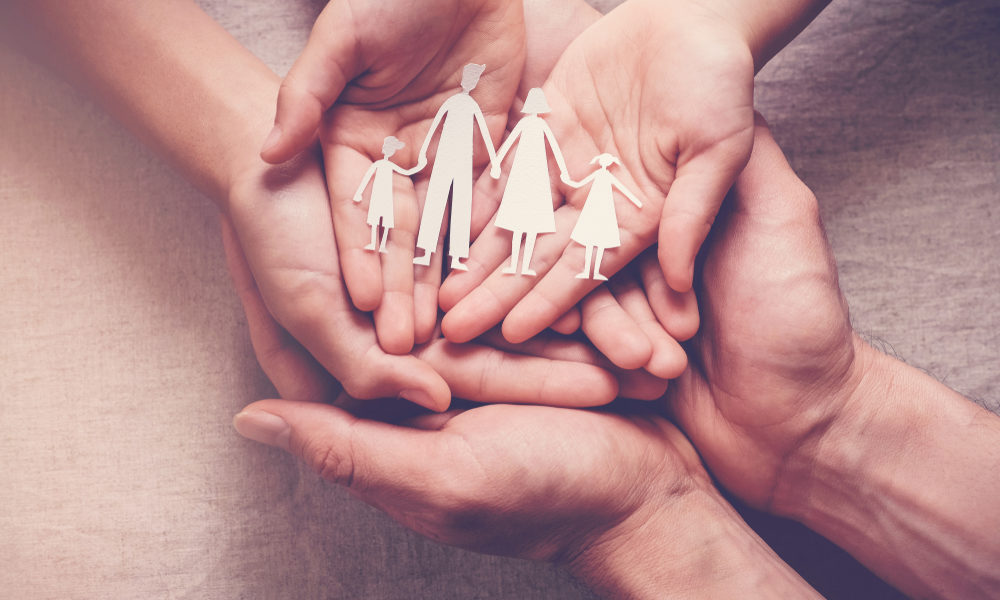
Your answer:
[494,116,556,234]
[366,159,396,228]
[571,170,620,248]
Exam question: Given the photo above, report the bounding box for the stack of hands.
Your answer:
[16,0,998,596]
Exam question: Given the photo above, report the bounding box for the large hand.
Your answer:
[261,0,526,355]
[224,152,620,411]
[232,398,704,561]
[232,392,821,597]
[668,117,862,510]
[440,0,754,344]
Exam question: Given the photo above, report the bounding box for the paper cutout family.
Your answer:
[352,63,642,281]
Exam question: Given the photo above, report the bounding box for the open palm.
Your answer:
[440,0,755,344]
[264,0,527,354]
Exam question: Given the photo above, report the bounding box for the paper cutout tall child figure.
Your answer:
[567,154,643,280]
[352,135,419,253]
[413,63,498,271]
[490,88,571,276]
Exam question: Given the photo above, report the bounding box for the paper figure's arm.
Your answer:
[472,104,499,168]
[417,103,450,168]
[540,120,572,184]
[609,174,643,208]
[565,170,598,189]
[353,164,378,202]
[490,120,525,178]
[395,163,422,177]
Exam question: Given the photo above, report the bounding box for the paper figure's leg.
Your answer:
[415,171,452,266]
[503,232,522,275]
[521,233,538,276]
[448,171,472,271]
[365,225,378,251]
[378,224,390,254]
[576,245,594,279]
[593,247,608,281]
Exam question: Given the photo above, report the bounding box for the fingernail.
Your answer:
[399,389,435,411]
[233,410,290,451]
[260,124,282,156]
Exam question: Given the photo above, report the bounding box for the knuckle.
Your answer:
[302,437,355,488]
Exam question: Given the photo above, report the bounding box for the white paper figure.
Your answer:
[490,88,572,276]
[412,63,498,271]
[567,154,642,281]
[353,136,419,253]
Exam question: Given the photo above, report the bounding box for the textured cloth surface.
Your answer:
[1,1,996,598]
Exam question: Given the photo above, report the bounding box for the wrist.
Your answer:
[774,336,1000,598]
[568,480,818,599]
[684,0,830,71]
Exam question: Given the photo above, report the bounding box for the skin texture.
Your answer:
[667,115,860,509]
[261,0,527,354]
[438,0,756,344]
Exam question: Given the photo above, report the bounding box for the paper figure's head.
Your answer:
[591,153,621,169]
[460,63,486,92]
[382,135,405,158]
[521,88,551,114]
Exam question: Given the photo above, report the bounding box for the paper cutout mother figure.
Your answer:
[352,135,418,254]
[412,63,498,271]
[490,88,571,276]
[567,154,643,280]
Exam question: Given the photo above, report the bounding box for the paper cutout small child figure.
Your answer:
[353,136,419,254]
[412,63,499,271]
[490,88,572,276]
[566,154,643,280]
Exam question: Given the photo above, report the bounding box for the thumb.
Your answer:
[260,7,360,163]
[657,126,753,293]
[233,399,439,493]
[731,114,819,221]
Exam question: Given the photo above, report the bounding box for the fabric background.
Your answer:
[1,0,996,598]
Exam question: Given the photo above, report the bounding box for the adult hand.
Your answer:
[671,117,1000,600]
[231,393,820,597]
[439,0,755,344]
[261,0,526,355]
[667,116,861,510]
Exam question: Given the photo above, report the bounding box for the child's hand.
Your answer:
[260,0,527,355]
[440,0,755,343]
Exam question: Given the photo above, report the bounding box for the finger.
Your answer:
[479,331,666,401]
[220,214,339,403]
[580,286,652,371]
[260,7,360,163]
[416,338,618,407]
[608,275,688,380]
[233,400,442,498]
[638,249,699,342]
[657,129,754,293]
[500,209,656,344]
[323,143,384,312]
[549,306,581,335]
[441,207,582,343]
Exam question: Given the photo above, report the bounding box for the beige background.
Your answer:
[1,0,997,598]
